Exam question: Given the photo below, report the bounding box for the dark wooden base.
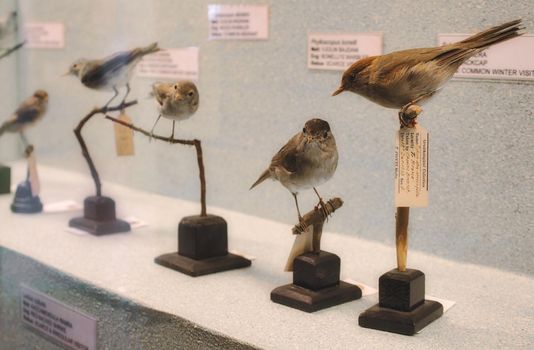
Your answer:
[271,281,362,313]
[0,164,10,195]
[69,217,130,236]
[154,252,251,277]
[359,300,443,335]
[11,180,42,214]
[69,196,130,235]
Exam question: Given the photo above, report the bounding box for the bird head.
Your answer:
[33,90,48,102]
[332,56,375,96]
[64,59,87,77]
[302,118,334,147]
[172,80,199,113]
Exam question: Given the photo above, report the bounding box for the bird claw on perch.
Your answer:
[399,104,422,128]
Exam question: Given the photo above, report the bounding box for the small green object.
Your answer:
[0,165,11,194]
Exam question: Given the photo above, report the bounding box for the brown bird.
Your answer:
[332,19,524,125]
[250,118,338,223]
[0,90,48,145]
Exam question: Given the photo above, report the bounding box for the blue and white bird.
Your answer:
[66,42,160,107]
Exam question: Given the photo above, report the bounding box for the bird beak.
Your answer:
[61,71,70,77]
[332,86,344,96]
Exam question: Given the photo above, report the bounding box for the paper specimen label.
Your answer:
[114,112,134,156]
[24,22,65,49]
[395,125,429,207]
[308,32,383,70]
[136,48,199,81]
[208,4,269,40]
[20,285,97,350]
[437,33,534,81]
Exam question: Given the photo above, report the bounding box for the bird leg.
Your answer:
[171,120,176,140]
[149,114,162,142]
[19,132,29,149]
[398,92,434,127]
[293,193,307,234]
[313,187,332,221]
[120,83,131,105]
[104,87,119,109]
[398,104,422,128]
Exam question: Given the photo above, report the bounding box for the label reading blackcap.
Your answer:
[395,125,429,207]
[114,112,135,156]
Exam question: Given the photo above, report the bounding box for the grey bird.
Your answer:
[150,80,199,139]
[332,19,524,125]
[250,118,338,222]
[0,90,48,145]
[66,42,160,107]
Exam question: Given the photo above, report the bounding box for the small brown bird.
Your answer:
[250,118,338,223]
[0,90,48,144]
[150,80,199,139]
[333,19,524,125]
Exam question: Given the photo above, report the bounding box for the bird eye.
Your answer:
[188,90,194,97]
[73,64,78,68]
[302,127,306,133]
[174,85,178,90]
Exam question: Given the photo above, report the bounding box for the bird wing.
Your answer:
[14,97,41,124]
[270,133,304,174]
[81,50,139,86]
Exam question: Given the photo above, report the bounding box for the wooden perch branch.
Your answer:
[292,197,343,252]
[0,41,25,60]
[105,115,207,217]
[396,207,409,272]
[74,100,138,197]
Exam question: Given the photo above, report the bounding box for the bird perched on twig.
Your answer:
[332,19,524,126]
[150,80,199,139]
[0,90,48,145]
[65,42,160,107]
[250,118,338,225]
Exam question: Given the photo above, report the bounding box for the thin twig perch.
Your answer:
[74,100,138,197]
[0,41,25,60]
[105,115,207,217]
[292,197,343,251]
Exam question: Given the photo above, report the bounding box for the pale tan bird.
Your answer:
[66,42,160,107]
[250,118,338,222]
[0,90,48,144]
[150,80,199,139]
[333,19,524,125]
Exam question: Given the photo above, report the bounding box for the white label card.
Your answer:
[437,33,534,81]
[208,4,269,40]
[308,33,383,71]
[395,125,429,207]
[20,285,97,350]
[24,22,65,49]
[136,48,199,81]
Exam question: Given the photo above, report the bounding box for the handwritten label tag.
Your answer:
[136,48,199,80]
[437,33,534,81]
[208,4,269,40]
[20,285,97,350]
[114,112,134,156]
[395,125,429,207]
[24,22,65,49]
[308,32,383,70]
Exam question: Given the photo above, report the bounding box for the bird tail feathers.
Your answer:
[460,19,523,50]
[250,169,271,190]
[141,42,160,56]
[0,121,10,137]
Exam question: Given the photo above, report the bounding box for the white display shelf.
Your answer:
[1,161,532,349]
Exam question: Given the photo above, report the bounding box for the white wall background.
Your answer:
[10,0,534,275]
